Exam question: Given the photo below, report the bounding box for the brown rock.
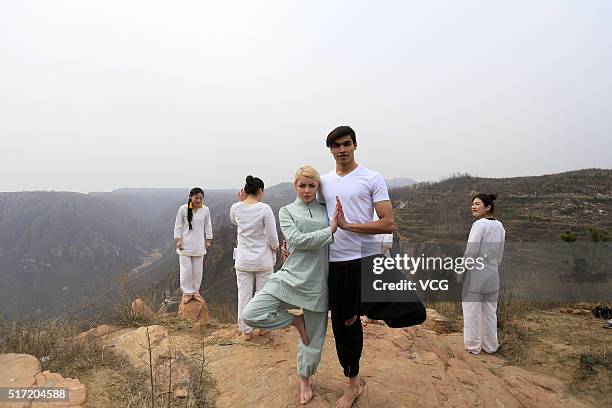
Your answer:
[178,298,209,323]
[172,367,191,398]
[0,354,86,407]
[106,325,171,370]
[75,324,116,341]
[131,298,155,319]
[200,323,588,408]
[421,308,449,333]
[32,370,86,407]
[91,324,115,337]
[141,351,193,399]
[0,353,41,388]
[164,352,192,398]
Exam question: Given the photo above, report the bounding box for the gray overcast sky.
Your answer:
[1,1,611,193]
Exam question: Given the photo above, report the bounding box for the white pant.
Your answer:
[179,255,204,294]
[462,300,498,354]
[236,269,272,333]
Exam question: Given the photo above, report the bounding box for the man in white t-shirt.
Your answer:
[318,126,426,408]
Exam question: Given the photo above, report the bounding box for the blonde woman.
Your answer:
[242,166,338,405]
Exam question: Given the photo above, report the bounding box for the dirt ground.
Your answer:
[500,309,611,407]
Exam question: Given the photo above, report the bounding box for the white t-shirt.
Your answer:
[173,204,213,257]
[230,201,279,272]
[318,165,390,261]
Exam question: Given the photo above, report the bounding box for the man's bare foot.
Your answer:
[193,293,204,303]
[299,376,313,405]
[291,314,309,345]
[344,314,358,326]
[242,331,253,341]
[181,294,193,304]
[336,377,363,408]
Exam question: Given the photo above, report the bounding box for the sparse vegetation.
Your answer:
[560,230,578,243]
[577,348,610,376]
[107,271,164,327]
[0,312,217,407]
[0,318,115,378]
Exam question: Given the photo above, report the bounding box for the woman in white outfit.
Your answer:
[174,187,213,304]
[230,175,279,340]
[460,193,505,354]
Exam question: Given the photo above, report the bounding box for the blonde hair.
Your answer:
[294,165,321,185]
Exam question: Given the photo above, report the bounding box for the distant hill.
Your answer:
[3,170,608,320]
[0,186,283,319]
[391,168,612,242]
[0,191,149,318]
[386,177,417,190]
[127,169,611,324]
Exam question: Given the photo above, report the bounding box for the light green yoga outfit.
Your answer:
[243,197,332,378]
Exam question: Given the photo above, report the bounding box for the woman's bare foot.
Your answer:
[299,376,313,404]
[242,331,253,341]
[257,329,270,336]
[291,314,309,345]
[336,377,363,408]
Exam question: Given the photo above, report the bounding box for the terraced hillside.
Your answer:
[391,169,611,243]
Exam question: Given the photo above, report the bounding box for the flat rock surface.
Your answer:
[187,321,588,408]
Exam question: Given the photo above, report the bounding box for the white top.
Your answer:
[173,204,213,257]
[318,165,390,261]
[230,201,279,272]
[463,218,506,293]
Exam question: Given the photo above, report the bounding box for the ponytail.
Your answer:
[187,198,194,230]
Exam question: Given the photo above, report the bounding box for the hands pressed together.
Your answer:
[331,196,347,233]
[280,197,348,261]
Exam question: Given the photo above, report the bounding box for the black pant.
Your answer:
[328,255,427,378]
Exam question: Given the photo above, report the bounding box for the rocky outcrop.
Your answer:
[178,298,209,323]
[77,308,593,407]
[0,353,86,407]
[197,322,588,408]
[130,298,155,319]
[421,308,450,333]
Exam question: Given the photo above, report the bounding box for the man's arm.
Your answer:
[338,199,396,234]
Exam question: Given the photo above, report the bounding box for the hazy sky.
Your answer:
[1,1,611,192]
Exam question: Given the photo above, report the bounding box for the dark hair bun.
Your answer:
[243,175,264,196]
[487,194,497,201]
